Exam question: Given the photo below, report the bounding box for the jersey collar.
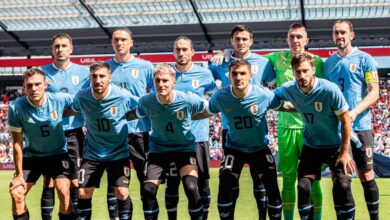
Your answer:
[156,90,177,105]
[337,47,358,58]
[91,84,112,101]
[113,55,134,64]
[231,51,252,60]
[174,63,194,74]
[230,84,252,99]
[52,62,72,71]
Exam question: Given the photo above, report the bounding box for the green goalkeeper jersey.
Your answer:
[265,51,324,129]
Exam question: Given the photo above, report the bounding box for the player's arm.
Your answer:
[336,111,355,175]
[63,108,78,117]
[126,108,140,121]
[10,131,26,191]
[350,81,379,122]
[192,108,213,120]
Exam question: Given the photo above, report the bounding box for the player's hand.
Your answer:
[349,109,358,122]
[336,152,355,175]
[210,49,232,65]
[9,175,26,193]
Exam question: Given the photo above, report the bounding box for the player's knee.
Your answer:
[115,187,129,200]
[78,188,93,199]
[334,177,351,192]
[297,177,313,195]
[10,187,25,204]
[358,169,374,181]
[182,175,198,194]
[143,182,158,199]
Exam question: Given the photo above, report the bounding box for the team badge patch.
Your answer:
[250,105,258,115]
[110,106,118,117]
[190,157,197,165]
[71,75,80,85]
[62,160,69,169]
[366,146,373,158]
[266,155,274,163]
[314,102,322,112]
[251,65,259,74]
[177,110,185,120]
[51,111,58,120]
[192,79,199,89]
[349,63,357,73]
[124,166,130,177]
[132,69,139,78]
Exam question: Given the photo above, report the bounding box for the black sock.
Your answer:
[78,198,92,220]
[13,210,29,220]
[362,180,379,220]
[58,213,78,220]
[41,187,55,220]
[107,185,118,219]
[70,186,79,213]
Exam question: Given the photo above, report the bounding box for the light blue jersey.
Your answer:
[209,52,276,129]
[274,78,349,149]
[208,85,281,153]
[41,63,90,131]
[174,64,216,142]
[106,57,154,134]
[324,48,378,131]
[73,84,138,161]
[136,90,206,153]
[8,92,73,158]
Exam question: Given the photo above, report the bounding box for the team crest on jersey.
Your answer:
[349,63,357,73]
[71,75,80,85]
[62,160,69,169]
[131,69,139,78]
[110,106,118,116]
[177,110,185,120]
[190,157,197,165]
[124,166,130,177]
[266,155,274,163]
[51,111,58,120]
[192,80,199,89]
[251,65,259,74]
[314,102,322,112]
[250,105,258,115]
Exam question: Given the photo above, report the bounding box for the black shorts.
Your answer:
[22,154,71,183]
[79,158,130,188]
[222,129,228,150]
[65,127,85,179]
[351,130,374,171]
[146,152,197,181]
[220,148,277,177]
[128,132,149,172]
[165,142,210,180]
[298,145,350,180]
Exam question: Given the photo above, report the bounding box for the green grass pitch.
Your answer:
[1,168,389,219]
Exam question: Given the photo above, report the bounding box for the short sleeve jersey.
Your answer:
[274,78,349,148]
[265,51,324,129]
[324,48,378,131]
[106,57,154,133]
[174,64,216,142]
[8,92,73,157]
[41,63,90,131]
[136,90,206,153]
[73,84,138,161]
[208,85,281,153]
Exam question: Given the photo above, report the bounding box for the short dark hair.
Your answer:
[230,25,253,39]
[291,54,314,70]
[52,33,73,45]
[288,23,307,33]
[173,36,193,49]
[90,61,111,74]
[229,59,251,73]
[112,27,133,38]
[23,68,46,81]
[334,20,354,32]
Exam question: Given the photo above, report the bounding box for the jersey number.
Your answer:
[97,118,110,132]
[303,113,314,124]
[338,78,345,92]
[40,125,50,137]
[234,116,253,129]
[165,122,174,133]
